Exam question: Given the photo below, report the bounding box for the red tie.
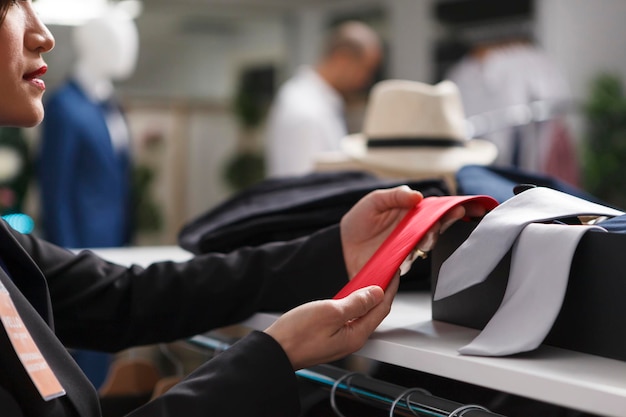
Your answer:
[333,195,498,299]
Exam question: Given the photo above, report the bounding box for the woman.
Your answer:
[0,2,472,416]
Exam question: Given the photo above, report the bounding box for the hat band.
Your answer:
[367,137,465,148]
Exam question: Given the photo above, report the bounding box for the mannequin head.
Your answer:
[73,9,139,84]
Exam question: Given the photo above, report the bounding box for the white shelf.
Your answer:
[82,245,193,267]
[89,246,626,417]
[243,293,626,417]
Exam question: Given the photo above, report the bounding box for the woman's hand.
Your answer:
[340,186,422,279]
[265,275,399,370]
[340,186,488,278]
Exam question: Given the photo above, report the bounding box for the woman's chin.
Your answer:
[18,110,45,128]
[1,120,43,128]
[0,107,45,128]
[25,117,44,128]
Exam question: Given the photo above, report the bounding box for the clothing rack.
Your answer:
[189,334,507,417]
[298,364,505,417]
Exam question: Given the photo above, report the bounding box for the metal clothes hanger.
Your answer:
[448,404,491,417]
[329,372,360,417]
[388,387,431,416]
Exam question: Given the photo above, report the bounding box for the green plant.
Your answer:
[222,69,271,191]
[0,127,30,214]
[223,151,265,191]
[582,74,626,209]
[233,79,266,129]
[131,164,163,233]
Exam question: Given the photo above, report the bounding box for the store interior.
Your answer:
[2,1,626,416]
[3,0,621,246]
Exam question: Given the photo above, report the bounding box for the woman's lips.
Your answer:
[23,66,47,91]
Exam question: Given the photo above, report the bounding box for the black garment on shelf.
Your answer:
[178,171,450,291]
[179,171,450,255]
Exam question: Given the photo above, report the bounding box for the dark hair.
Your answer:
[0,0,10,26]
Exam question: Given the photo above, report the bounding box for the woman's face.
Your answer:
[0,0,54,127]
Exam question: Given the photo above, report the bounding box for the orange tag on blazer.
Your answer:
[0,282,66,401]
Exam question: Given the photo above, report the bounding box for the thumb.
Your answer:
[337,285,385,321]
[377,186,423,212]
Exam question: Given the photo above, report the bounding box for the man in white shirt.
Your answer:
[266,21,382,177]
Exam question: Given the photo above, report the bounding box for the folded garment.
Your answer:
[178,171,450,254]
[456,165,608,205]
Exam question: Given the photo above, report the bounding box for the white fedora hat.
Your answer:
[341,80,497,174]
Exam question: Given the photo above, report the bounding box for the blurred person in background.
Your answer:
[265,20,382,177]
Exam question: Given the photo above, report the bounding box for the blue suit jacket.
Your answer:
[38,81,132,248]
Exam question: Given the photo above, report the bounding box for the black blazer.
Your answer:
[179,170,449,254]
[0,220,347,416]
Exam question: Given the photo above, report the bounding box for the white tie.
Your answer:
[434,187,623,301]
[459,222,605,356]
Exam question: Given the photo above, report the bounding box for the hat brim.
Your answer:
[341,134,498,174]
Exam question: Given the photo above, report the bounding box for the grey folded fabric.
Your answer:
[434,187,623,301]
[433,187,624,356]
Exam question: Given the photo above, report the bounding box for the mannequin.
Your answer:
[38,9,139,249]
[37,9,139,389]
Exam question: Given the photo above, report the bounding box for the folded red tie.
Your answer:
[333,195,499,299]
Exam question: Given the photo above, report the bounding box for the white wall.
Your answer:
[123,9,286,101]
[387,0,435,82]
[535,0,626,142]
[536,0,626,103]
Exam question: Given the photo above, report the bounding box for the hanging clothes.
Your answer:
[446,42,579,184]
[542,117,580,186]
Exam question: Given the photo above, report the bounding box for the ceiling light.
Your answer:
[34,0,142,26]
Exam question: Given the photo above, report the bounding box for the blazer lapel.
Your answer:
[0,221,52,324]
